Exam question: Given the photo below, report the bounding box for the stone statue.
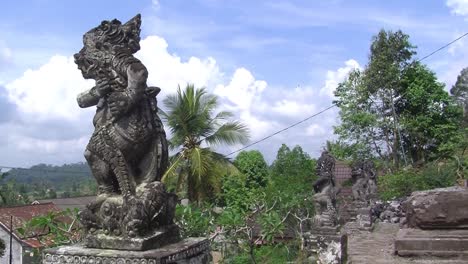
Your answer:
[351,160,377,203]
[74,14,178,249]
[313,151,338,227]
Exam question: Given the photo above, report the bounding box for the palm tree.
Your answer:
[161,84,250,203]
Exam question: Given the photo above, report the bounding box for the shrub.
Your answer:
[378,162,458,200]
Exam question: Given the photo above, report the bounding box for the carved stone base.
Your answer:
[43,238,210,264]
[395,228,468,259]
[84,224,180,250]
[306,226,348,264]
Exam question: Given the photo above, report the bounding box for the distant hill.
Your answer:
[2,162,95,198]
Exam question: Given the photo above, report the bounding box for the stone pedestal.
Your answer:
[306,226,347,264]
[43,237,210,264]
[395,228,468,259]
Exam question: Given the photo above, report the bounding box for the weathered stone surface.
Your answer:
[43,238,210,264]
[403,187,468,229]
[395,228,468,259]
[71,13,188,251]
[83,224,180,250]
[351,160,377,203]
[305,227,348,264]
[313,151,339,227]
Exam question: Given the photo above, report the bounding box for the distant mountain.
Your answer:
[2,162,94,196]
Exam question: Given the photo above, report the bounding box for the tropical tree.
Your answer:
[451,67,468,126]
[161,84,249,203]
[233,150,269,188]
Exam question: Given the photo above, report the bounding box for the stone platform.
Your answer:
[395,228,468,259]
[84,224,180,251]
[43,237,210,264]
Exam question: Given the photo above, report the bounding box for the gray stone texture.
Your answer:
[395,228,468,259]
[43,238,210,264]
[403,187,468,229]
[313,151,339,227]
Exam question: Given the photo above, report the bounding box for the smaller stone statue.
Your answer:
[313,151,338,227]
[351,160,377,203]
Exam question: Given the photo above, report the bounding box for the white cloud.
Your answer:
[152,0,160,10]
[2,32,359,165]
[271,99,317,117]
[137,36,222,98]
[319,59,361,98]
[306,123,326,137]
[5,55,94,122]
[447,0,468,17]
[214,68,266,111]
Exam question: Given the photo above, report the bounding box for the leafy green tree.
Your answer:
[334,69,383,163]
[0,173,28,206]
[398,62,462,161]
[233,150,269,188]
[161,84,249,203]
[335,29,463,168]
[451,67,468,126]
[363,29,416,168]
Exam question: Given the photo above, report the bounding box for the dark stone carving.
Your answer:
[43,238,211,264]
[74,14,177,249]
[351,160,377,203]
[403,187,468,229]
[313,151,338,227]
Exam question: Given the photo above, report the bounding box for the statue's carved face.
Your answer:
[74,50,96,79]
[74,14,142,80]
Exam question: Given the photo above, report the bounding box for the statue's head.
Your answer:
[74,14,142,79]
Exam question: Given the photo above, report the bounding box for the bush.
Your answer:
[174,204,215,238]
[378,162,458,200]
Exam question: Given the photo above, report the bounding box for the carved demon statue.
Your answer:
[351,160,377,203]
[74,14,178,248]
[312,151,338,227]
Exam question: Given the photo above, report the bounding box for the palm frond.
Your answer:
[161,153,183,182]
[204,121,250,147]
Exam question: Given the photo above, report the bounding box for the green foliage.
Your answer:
[225,244,299,264]
[334,29,465,169]
[378,161,458,200]
[0,172,30,206]
[18,209,80,248]
[451,67,468,127]
[233,150,269,188]
[161,84,249,203]
[398,62,463,161]
[175,204,216,238]
[174,144,316,262]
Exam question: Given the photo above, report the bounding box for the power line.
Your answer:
[417,32,468,63]
[225,31,468,157]
[1,32,467,167]
[226,105,336,156]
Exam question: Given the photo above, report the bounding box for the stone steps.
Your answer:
[347,223,468,264]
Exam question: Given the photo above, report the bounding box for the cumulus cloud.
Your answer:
[319,59,361,98]
[2,32,359,165]
[137,36,222,98]
[447,0,468,17]
[5,55,94,122]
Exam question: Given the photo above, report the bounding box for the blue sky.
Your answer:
[0,0,467,167]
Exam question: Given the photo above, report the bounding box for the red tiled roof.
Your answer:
[0,203,61,248]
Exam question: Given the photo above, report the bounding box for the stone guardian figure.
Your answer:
[74,14,177,248]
